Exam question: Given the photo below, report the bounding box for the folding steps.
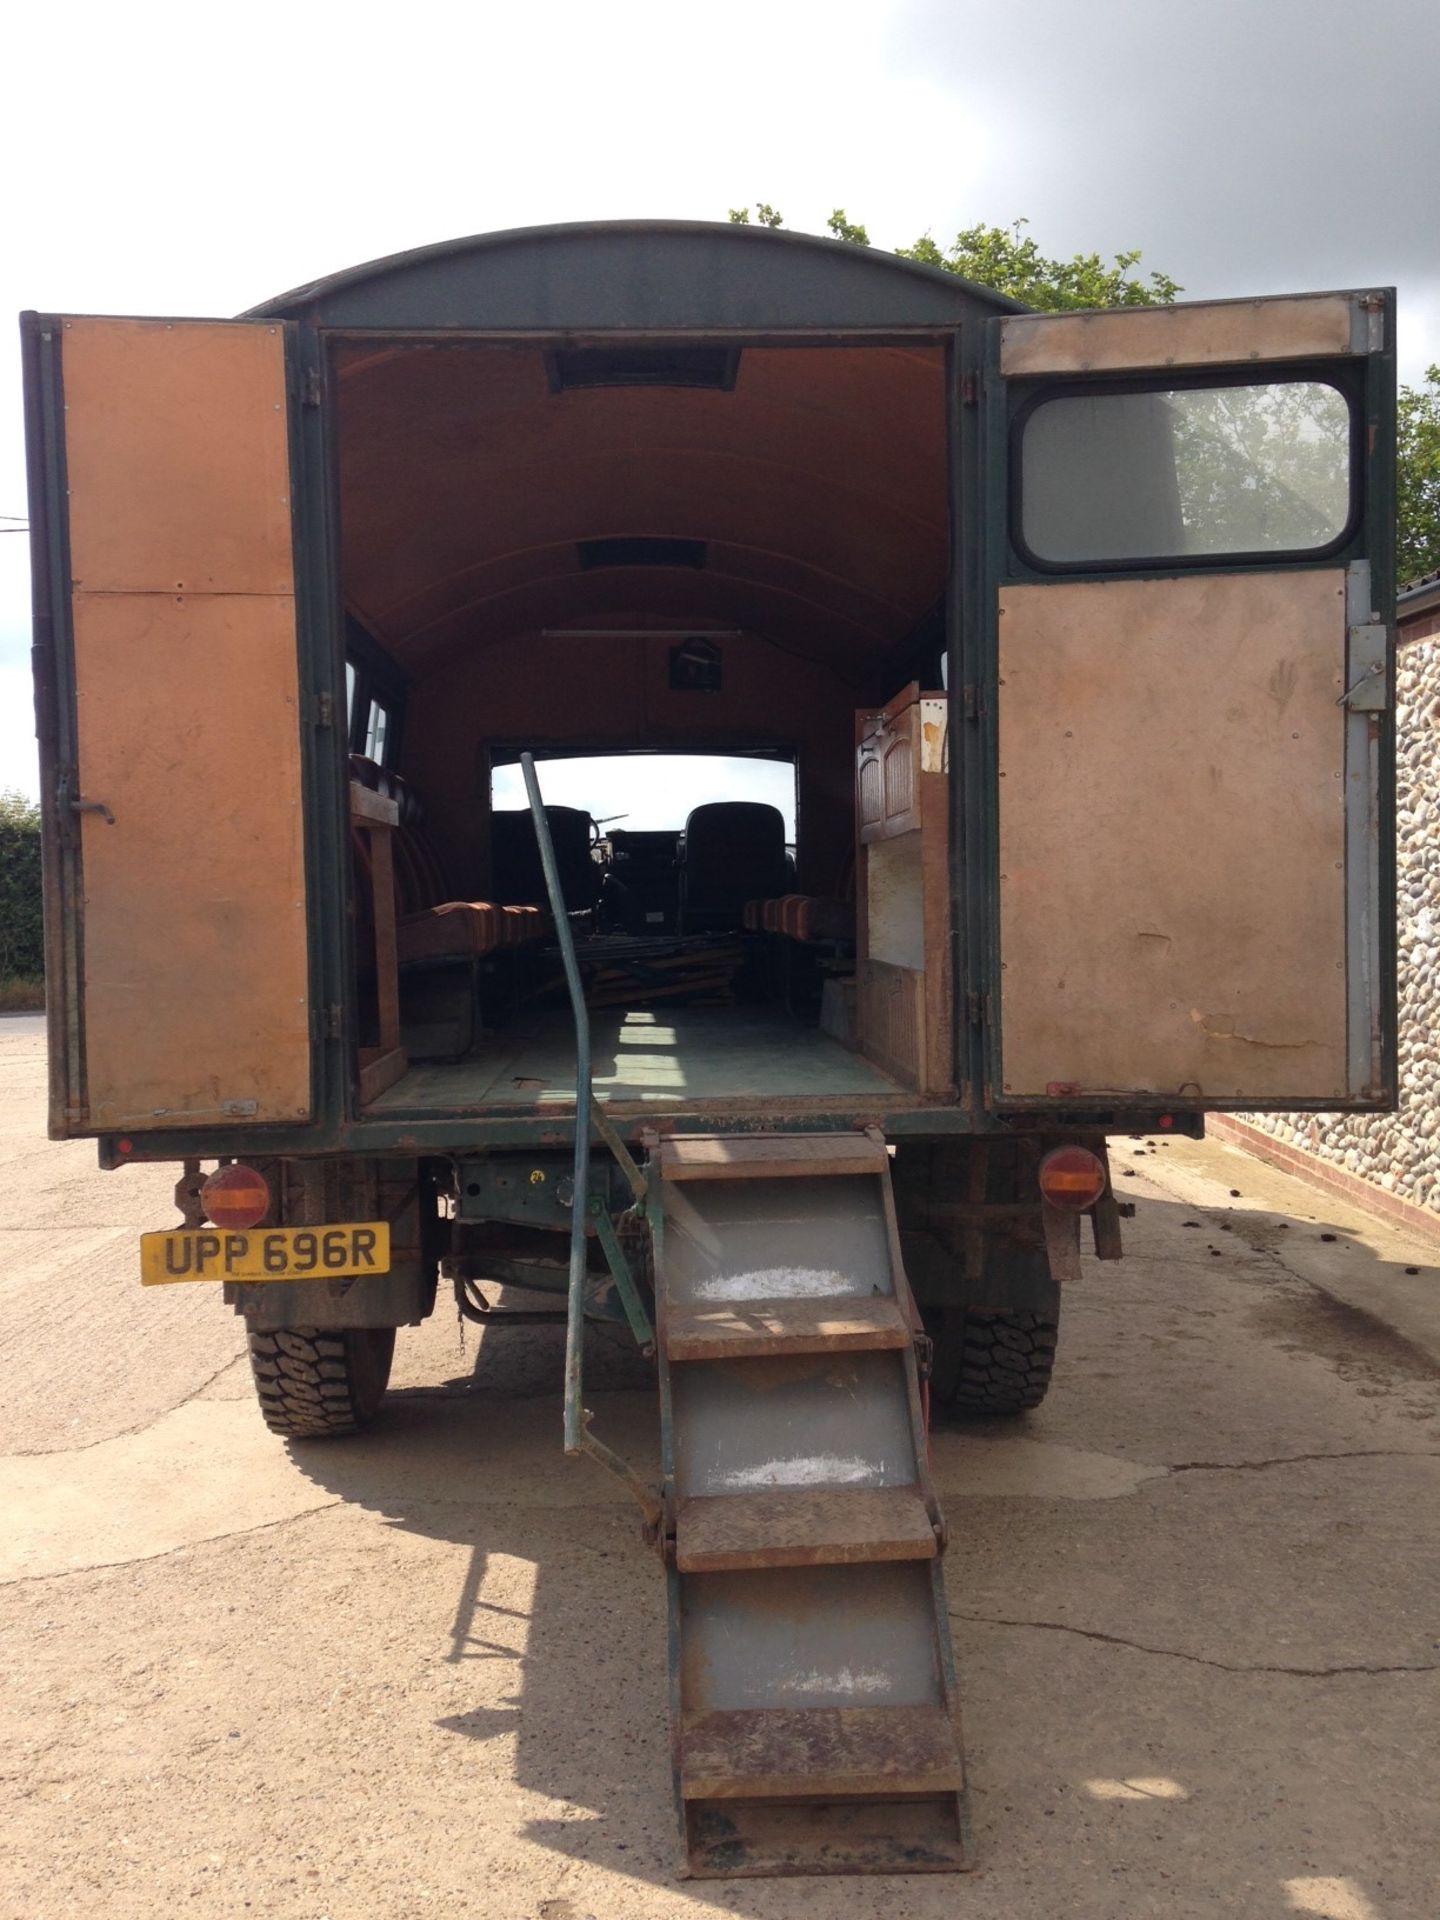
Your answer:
[654,1132,970,1877]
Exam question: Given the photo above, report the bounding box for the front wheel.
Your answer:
[246,1326,395,1439]
[928,1306,1059,1417]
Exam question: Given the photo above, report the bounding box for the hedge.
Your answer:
[0,791,44,979]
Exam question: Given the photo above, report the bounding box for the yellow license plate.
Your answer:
[140,1223,391,1286]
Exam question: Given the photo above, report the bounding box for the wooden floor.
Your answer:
[367,1006,897,1113]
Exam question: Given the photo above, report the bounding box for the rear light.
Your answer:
[201,1162,271,1231]
[1038,1146,1107,1212]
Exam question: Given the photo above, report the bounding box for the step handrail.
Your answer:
[518,755,661,1530]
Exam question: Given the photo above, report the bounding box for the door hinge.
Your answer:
[315,689,335,729]
[962,683,979,722]
[323,1003,343,1041]
[960,370,979,407]
[301,366,323,409]
[966,988,983,1026]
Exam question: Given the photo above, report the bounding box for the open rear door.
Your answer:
[23,315,314,1136]
[985,292,1395,1112]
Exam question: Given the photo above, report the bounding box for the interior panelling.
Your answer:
[998,570,1349,1100]
[62,319,310,1130]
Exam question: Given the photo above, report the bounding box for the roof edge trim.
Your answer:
[243,218,1030,323]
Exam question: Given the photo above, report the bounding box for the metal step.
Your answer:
[664,1294,910,1361]
[661,1133,889,1182]
[655,1132,970,1877]
[681,1704,963,1800]
[675,1486,939,1572]
[684,1794,969,1879]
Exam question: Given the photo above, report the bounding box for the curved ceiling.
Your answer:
[335,342,950,680]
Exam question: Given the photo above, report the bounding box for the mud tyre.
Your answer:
[930,1307,1058,1417]
[246,1326,396,1439]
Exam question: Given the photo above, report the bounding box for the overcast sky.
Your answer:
[3,0,1436,801]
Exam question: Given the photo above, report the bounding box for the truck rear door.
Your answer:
[23,315,316,1136]
[984,291,1394,1112]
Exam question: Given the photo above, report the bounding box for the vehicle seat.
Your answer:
[678,801,788,932]
[492,806,599,913]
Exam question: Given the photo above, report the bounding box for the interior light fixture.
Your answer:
[539,628,745,640]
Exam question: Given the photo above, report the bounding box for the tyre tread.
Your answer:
[244,1325,394,1439]
[944,1308,1058,1415]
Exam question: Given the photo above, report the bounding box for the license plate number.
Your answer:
[140,1223,391,1286]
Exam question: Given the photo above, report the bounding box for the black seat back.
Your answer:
[679,801,788,931]
[493,806,598,912]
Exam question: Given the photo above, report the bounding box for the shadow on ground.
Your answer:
[273,1179,1439,1917]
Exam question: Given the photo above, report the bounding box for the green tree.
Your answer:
[0,790,44,981]
[727,203,785,230]
[896,218,1180,310]
[728,206,1179,308]
[1397,366,1440,585]
[824,208,871,248]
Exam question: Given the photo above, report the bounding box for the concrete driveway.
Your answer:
[2,1010,1438,1919]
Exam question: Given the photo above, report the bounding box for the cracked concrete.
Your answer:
[2,1015,1439,1918]
[947,1611,1440,1678]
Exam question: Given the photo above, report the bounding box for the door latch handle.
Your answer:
[1336,662,1387,712]
[70,796,116,824]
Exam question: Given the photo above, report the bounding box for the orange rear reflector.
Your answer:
[201,1162,271,1231]
[1039,1146,1107,1212]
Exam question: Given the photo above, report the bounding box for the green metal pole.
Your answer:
[519,754,589,1457]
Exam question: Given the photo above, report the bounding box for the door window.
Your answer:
[1016,377,1355,567]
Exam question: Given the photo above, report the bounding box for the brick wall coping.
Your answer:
[1208,1114,1440,1248]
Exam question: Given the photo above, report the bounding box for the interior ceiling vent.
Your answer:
[577,537,707,571]
[547,346,740,392]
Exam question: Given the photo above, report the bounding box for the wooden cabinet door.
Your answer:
[857,682,920,844]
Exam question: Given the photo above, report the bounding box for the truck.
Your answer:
[21,221,1396,1877]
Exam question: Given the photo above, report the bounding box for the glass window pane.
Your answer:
[1020,381,1352,565]
[345,662,356,728]
[490,753,797,839]
[364,699,389,763]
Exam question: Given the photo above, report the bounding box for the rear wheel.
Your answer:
[928,1306,1059,1416]
[246,1326,396,1439]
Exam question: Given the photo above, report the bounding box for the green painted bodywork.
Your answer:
[21,224,1397,1171]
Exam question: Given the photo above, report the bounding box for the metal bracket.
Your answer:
[588,1197,655,1351]
[1349,292,1387,356]
[1337,641,1389,712]
[1040,1203,1082,1286]
[174,1158,206,1228]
